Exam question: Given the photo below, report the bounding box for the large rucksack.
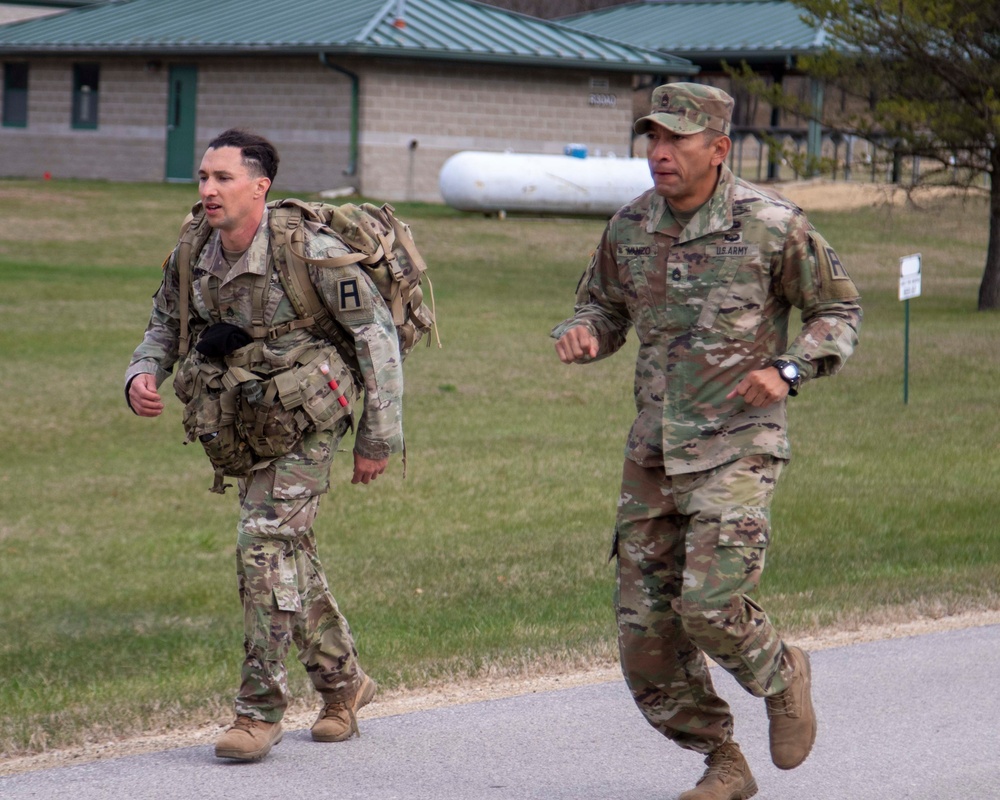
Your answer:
[175,198,437,365]
[170,199,437,492]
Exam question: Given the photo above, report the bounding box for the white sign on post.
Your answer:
[899,253,922,301]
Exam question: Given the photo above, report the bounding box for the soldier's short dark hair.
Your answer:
[207,128,279,182]
[703,129,725,146]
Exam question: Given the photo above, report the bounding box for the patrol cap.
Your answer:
[634,82,734,137]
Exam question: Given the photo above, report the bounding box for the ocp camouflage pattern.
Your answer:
[552,164,861,475]
[235,426,361,721]
[125,207,404,460]
[615,455,789,752]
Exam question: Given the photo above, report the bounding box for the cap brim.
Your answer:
[633,113,706,136]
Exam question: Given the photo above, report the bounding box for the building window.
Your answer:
[72,63,99,129]
[2,62,28,128]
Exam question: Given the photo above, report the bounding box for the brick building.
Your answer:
[0,0,694,201]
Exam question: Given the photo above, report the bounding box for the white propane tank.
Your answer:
[438,150,652,216]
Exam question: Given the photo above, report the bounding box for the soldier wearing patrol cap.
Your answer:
[554,83,861,799]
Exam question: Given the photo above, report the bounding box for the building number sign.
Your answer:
[589,93,617,107]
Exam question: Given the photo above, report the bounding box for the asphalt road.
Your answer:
[3,624,998,800]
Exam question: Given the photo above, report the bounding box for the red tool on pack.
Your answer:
[320,364,350,408]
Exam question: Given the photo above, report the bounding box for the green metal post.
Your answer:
[903,299,910,404]
[807,78,824,177]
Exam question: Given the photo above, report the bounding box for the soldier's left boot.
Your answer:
[765,645,817,769]
[215,716,283,761]
[311,672,378,742]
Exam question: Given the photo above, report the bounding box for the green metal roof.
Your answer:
[563,0,829,62]
[0,0,697,73]
[0,1,95,7]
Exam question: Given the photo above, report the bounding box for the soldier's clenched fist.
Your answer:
[555,325,598,364]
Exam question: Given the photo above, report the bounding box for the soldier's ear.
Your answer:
[711,135,731,166]
[255,176,272,199]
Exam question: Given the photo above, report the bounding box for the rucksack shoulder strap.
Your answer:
[267,201,359,364]
[175,201,213,357]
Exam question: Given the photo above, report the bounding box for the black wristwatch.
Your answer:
[772,359,801,397]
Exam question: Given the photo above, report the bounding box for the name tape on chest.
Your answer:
[619,242,764,260]
[708,243,761,258]
[617,244,655,259]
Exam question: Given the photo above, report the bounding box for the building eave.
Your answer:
[0,42,698,74]
[675,47,821,65]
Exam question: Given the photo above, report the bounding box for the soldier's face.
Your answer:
[645,124,729,211]
[197,146,270,235]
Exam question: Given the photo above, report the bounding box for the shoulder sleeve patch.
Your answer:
[333,275,375,324]
[810,231,859,301]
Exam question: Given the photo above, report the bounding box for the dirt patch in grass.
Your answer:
[2,607,997,777]
[776,179,985,212]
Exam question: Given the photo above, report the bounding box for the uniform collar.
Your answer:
[645,164,736,242]
[200,207,270,285]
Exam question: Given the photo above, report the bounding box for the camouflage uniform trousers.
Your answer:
[614,454,794,754]
[234,422,361,723]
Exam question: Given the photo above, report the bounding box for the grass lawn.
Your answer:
[0,179,997,757]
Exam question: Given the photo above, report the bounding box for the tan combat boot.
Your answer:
[311,672,378,742]
[766,645,817,769]
[215,716,283,761]
[678,742,758,800]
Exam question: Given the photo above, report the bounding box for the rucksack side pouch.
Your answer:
[228,347,355,460]
[197,391,257,485]
[173,357,256,488]
[288,347,356,434]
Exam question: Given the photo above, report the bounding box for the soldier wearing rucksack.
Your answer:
[125,128,424,762]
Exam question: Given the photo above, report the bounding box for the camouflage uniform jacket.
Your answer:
[552,165,861,475]
[125,207,404,460]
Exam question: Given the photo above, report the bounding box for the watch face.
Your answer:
[780,364,798,380]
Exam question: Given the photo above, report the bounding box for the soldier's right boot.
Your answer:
[678,742,758,800]
[312,672,378,742]
[214,715,283,761]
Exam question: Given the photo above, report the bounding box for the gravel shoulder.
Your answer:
[3,608,998,777]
